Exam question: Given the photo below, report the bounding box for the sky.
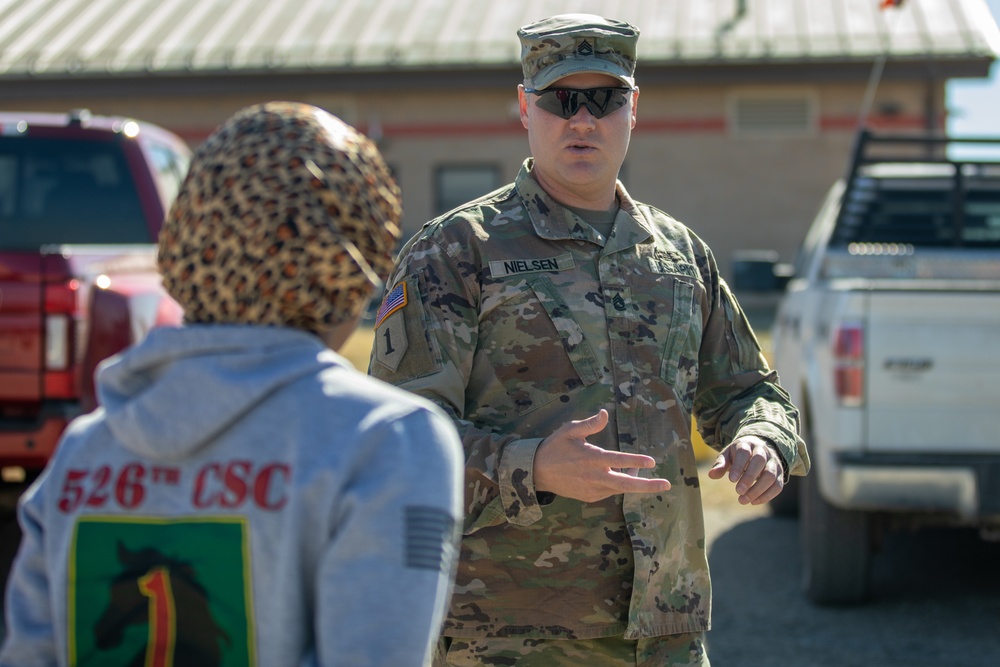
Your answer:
[946,0,1000,153]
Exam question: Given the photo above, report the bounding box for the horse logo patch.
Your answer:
[69,516,256,666]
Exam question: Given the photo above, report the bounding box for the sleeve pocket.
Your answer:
[660,279,701,394]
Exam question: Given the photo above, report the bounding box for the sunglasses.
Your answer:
[524,87,635,120]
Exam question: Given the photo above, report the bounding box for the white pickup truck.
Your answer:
[755,131,1000,604]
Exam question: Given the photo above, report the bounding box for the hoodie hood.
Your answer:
[98,325,336,461]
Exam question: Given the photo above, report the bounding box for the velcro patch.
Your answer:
[489,253,574,278]
[375,306,408,372]
[647,250,697,278]
[371,275,441,380]
[404,505,456,572]
[375,282,407,328]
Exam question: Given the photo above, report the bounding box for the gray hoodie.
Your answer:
[0,325,463,666]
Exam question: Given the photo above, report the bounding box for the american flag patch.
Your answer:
[404,506,457,572]
[374,282,407,328]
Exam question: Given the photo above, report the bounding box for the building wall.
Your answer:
[1,76,941,279]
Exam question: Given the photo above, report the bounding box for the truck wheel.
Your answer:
[768,474,800,517]
[800,469,871,604]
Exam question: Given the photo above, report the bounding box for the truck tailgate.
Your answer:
[866,290,1000,454]
[0,252,42,401]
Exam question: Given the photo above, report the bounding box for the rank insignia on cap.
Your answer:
[375,282,407,328]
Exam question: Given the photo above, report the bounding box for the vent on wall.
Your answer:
[730,94,816,136]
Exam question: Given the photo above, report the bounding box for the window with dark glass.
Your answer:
[435,165,499,215]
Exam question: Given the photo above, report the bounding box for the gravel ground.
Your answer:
[699,463,1000,667]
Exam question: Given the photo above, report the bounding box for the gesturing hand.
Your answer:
[533,409,672,503]
[707,435,784,505]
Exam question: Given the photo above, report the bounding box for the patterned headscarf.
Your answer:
[157,101,401,334]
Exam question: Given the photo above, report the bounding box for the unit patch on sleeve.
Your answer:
[372,275,441,380]
[374,281,408,372]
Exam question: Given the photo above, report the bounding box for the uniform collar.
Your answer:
[514,158,653,251]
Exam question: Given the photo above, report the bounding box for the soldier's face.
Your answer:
[519,72,637,209]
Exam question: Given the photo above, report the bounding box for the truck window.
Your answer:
[0,137,148,250]
[148,142,190,207]
[0,154,14,218]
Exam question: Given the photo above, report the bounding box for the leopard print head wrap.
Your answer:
[157,101,401,335]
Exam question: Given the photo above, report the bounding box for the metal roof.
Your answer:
[0,0,997,79]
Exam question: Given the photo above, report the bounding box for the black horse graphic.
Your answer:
[93,541,232,666]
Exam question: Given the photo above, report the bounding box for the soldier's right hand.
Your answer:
[533,409,672,502]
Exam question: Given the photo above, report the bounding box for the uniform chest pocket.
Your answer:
[479,276,598,415]
[659,278,703,401]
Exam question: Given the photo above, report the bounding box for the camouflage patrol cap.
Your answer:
[518,14,639,90]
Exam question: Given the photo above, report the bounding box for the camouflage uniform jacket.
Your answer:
[369,159,808,640]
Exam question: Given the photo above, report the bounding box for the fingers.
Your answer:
[609,469,671,495]
[745,458,784,504]
[736,456,782,505]
[563,408,609,438]
[534,411,670,502]
[715,436,784,505]
[552,448,669,502]
[606,451,658,471]
[706,450,730,479]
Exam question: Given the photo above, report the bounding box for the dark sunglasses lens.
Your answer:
[534,88,630,119]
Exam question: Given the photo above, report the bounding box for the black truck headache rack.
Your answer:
[832,131,1000,249]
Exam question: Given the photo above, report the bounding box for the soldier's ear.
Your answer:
[518,85,530,129]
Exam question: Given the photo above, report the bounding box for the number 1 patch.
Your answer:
[375,298,409,372]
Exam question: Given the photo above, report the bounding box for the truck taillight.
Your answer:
[833,323,864,407]
[43,279,82,398]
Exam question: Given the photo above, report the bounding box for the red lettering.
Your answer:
[254,463,290,510]
[57,462,186,512]
[115,463,146,509]
[156,467,180,485]
[85,465,112,508]
[193,463,222,508]
[58,469,89,513]
[222,460,252,508]
[191,460,292,509]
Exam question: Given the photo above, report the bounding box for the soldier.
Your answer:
[1,102,463,667]
[369,14,809,667]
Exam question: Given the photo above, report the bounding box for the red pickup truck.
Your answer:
[0,110,191,509]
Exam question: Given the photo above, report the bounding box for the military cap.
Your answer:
[518,14,639,90]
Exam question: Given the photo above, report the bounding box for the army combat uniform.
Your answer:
[370,160,808,643]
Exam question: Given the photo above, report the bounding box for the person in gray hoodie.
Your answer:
[0,101,464,667]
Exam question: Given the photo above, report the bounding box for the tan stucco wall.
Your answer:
[2,78,942,280]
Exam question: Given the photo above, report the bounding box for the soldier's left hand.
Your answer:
[707,436,784,505]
